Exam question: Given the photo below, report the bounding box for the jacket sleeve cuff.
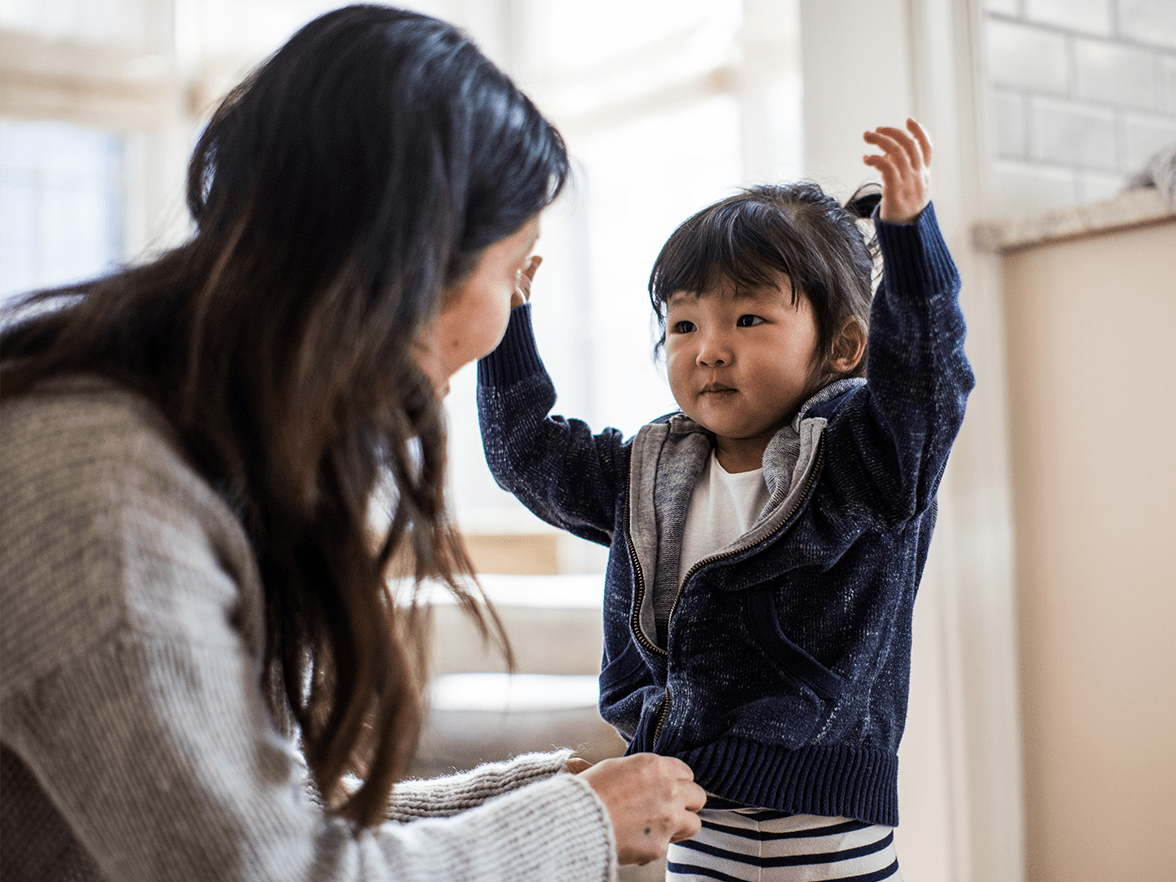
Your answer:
[477,304,547,388]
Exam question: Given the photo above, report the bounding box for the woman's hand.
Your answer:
[863,117,933,224]
[510,255,542,308]
[576,753,706,866]
[565,756,593,775]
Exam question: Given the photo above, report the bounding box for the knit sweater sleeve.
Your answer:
[827,202,975,522]
[0,385,616,882]
[385,749,576,820]
[477,304,629,546]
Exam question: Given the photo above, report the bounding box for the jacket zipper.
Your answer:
[624,493,672,747]
[667,432,826,628]
[626,432,827,751]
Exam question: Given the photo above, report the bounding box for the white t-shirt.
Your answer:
[677,451,770,587]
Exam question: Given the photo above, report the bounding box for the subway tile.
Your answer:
[1025,0,1111,36]
[990,160,1079,216]
[986,19,1069,93]
[1157,55,1176,115]
[1121,112,1176,173]
[1074,38,1157,110]
[1030,97,1118,170]
[1119,0,1176,51]
[1163,56,1176,115]
[993,89,1029,158]
[1077,169,1131,201]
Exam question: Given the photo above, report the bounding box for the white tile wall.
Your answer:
[1077,168,1131,201]
[986,19,1069,93]
[983,0,1176,215]
[993,89,1029,158]
[1074,38,1157,110]
[1164,57,1176,114]
[1025,0,1112,36]
[1119,0,1176,50]
[1031,97,1118,169]
[1121,112,1176,171]
[991,160,1079,214]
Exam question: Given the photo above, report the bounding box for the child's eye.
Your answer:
[737,314,765,327]
[672,320,696,334]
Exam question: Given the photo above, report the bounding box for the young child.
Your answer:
[476,119,973,880]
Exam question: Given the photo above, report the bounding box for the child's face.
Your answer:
[665,277,822,470]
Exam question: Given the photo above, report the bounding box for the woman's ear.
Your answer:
[830,317,867,374]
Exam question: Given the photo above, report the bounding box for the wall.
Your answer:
[982,0,1176,215]
[800,2,1027,880]
[998,201,1176,880]
[976,3,1176,878]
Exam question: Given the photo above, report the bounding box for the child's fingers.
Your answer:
[862,119,933,224]
[512,255,542,306]
[861,133,907,189]
[862,151,901,192]
[867,126,922,171]
[905,118,933,167]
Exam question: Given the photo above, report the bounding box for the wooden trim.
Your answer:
[0,29,180,129]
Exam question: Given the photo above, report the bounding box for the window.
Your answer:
[1,119,125,304]
[442,0,802,560]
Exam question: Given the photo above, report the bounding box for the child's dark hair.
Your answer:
[649,181,880,381]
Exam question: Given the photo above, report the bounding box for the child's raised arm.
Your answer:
[862,118,932,224]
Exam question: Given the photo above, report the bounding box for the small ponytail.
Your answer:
[844,183,882,219]
[844,183,882,263]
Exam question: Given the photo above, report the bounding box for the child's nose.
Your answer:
[696,330,732,366]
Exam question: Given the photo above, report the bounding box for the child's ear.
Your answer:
[830,317,867,374]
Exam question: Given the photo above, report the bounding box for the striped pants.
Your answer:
[666,805,902,882]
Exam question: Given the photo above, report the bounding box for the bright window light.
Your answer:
[1,119,124,304]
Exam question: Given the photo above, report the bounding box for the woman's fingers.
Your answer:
[580,753,706,866]
[565,756,593,775]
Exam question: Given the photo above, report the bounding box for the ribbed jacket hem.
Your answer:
[681,738,899,827]
[477,304,546,387]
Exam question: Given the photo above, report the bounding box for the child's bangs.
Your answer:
[650,208,800,308]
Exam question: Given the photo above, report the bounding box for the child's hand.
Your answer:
[862,118,932,224]
[511,254,542,308]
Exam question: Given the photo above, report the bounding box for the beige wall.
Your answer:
[1001,215,1176,880]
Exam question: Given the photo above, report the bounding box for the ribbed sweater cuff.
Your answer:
[477,304,547,387]
[874,201,958,303]
[387,749,574,821]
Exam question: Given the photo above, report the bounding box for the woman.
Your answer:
[0,6,703,880]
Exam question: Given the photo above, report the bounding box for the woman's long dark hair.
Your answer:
[1,4,569,826]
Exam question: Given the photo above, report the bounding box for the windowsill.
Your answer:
[972,187,1176,253]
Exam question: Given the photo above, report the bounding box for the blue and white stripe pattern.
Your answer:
[667,804,901,882]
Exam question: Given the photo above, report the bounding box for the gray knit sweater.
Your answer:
[0,380,616,881]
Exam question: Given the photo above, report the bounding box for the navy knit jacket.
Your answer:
[477,203,973,826]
